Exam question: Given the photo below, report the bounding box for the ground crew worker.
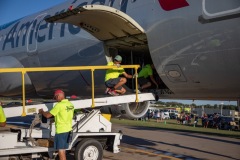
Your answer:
[39,89,74,160]
[0,102,6,127]
[137,64,158,92]
[105,55,135,95]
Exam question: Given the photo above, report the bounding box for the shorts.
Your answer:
[54,132,70,150]
[138,77,149,86]
[105,77,122,90]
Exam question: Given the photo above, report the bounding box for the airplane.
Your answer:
[0,0,240,119]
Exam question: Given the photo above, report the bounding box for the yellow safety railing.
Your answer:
[0,65,140,116]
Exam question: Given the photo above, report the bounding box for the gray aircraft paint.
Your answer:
[0,0,240,100]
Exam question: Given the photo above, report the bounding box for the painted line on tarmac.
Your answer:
[120,146,181,160]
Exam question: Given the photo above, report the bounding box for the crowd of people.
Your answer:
[177,112,198,126]
[201,113,238,130]
[176,111,239,130]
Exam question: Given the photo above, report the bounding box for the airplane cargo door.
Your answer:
[45,5,145,42]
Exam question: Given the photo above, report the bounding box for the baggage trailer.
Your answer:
[0,93,155,160]
[0,109,122,160]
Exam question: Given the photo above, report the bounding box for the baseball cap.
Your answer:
[54,89,64,96]
[114,55,122,62]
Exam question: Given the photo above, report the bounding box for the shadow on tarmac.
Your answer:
[122,125,240,160]
[122,135,201,160]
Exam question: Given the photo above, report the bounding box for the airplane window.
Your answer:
[23,29,26,34]
[9,33,12,38]
[13,32,16,38]
[3,35,6,40]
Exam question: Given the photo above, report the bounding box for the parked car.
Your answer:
[162,112,170,119]
[207,116,234,130]
[162,110,170,119]
[218,116,234,130]
[169,113,177,119]
[152,110,170,120]
[167,109,178,116]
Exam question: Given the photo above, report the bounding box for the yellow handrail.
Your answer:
[22,71,26,116]
[91,68,95,108]
[0,65,140,116]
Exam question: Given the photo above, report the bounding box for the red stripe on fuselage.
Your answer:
[159,0,189,11]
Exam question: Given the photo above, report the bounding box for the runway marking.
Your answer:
[120,146,182,160]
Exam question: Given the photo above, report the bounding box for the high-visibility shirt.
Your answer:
[138,64,152,78]
[50,99,74,134]
[0,106,6,123]
[105,62,125,81]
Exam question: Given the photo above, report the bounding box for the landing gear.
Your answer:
[74,139,103,160]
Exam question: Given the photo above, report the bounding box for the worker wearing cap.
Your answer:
[39,89,74,160]
[105,55,134,95]
[0,102,6,127]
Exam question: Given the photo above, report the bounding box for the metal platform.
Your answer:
[4,93,155,118]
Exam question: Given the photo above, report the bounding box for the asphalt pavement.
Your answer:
[103,123,240,160]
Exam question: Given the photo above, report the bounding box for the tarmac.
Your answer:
[103,123,240,160]
[2,116,240,160]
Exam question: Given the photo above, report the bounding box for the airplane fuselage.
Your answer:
[0,0,240,100]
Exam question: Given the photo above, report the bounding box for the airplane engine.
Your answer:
[100,101,150,119]
[0,56,33,96]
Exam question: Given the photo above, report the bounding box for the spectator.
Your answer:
[147,110,151,122]
[185,113,191,125]
[202,113,209,128]
[160,110,164,122]
[156,110,160,123]
[177,112,181,124]
[180,112,185,124]
[194,114,198,126]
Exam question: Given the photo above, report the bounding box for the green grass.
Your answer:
[111,118,240,139]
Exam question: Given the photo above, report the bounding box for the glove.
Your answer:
[133,73,138,78]
[116,64,121,68]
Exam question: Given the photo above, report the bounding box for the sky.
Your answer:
[0,1,238,106]
[0,0,67,25]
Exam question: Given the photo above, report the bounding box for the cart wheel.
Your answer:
[74,138,103,160]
